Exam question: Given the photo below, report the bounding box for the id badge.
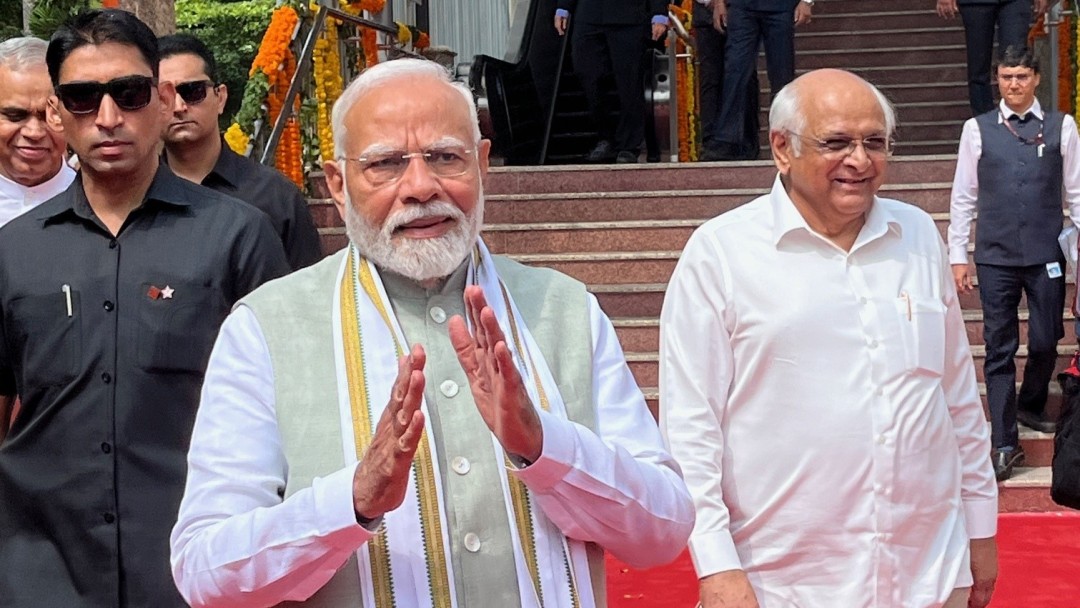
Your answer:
[1047,262,1063,278]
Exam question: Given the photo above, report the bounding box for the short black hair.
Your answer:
[46,9,160,86]
[158,34,218,83]
[995,45,1039,75]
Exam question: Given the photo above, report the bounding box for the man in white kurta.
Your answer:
[0,37,75,229]
[170,59,694,608]
[661,69,999,608]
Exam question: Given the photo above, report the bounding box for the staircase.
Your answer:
[756,0,969,155]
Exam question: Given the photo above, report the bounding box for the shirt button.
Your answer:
[868,340,878,349]
[877,434,886,445]
[463,532,481,552]
[451,456,471,475]
[103,513,116,524]
[876,388,885,397]
[108,240,117,249]
[858,297,868,305]
[103,301,114,312]
[440,380,459,398]
[100,442,112,454]
[429,306,447,324]
[101,372,112,384]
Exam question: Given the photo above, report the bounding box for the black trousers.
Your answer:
[714,5,794,152]
[694,13,760,156]
[977,262,1066,449]
[571,21,649,154]
[958,0,1033,116]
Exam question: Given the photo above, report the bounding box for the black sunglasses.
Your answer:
[55,75,156,115]
[175,80,216,105]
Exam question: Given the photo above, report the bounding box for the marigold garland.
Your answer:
[361,27,379,69]
[672,1,697,161]
[313,16,345,161]
[276,117,305,188]
[224,123,251,155]
[1058,15,1073,114]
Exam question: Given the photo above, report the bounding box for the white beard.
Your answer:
[343,182,484,282]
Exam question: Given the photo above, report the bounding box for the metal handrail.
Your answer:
[258,6,403,165]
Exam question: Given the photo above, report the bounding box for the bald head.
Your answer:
[770,69,895,154]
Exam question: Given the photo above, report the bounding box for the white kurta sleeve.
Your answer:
[658,229,742,578]
[512,293,695,568]
[170,306,375,608]
[947,117,982,265]
[935,239,999,539]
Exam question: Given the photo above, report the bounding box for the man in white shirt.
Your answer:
[0,36,75,228]
[661,69,999,608]
[947,46,1078,481]
[170,58,694,608]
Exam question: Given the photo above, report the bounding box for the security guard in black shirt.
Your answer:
[0,10,289,607]
[159,34,323,271]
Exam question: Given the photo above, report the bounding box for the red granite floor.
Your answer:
[607,511,1080,607]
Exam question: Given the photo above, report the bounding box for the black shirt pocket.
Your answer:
[7,291,82,388]
[136,282,223,374]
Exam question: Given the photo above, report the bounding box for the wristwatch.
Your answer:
[801,0,814,5]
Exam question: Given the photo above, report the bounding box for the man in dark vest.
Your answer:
[937,0,1047,115]
[554,0,669,163]
[947,46,1080,481]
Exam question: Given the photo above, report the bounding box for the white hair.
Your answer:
[331,58,481,158]
[769,71,896,155]
[0,37,48,72]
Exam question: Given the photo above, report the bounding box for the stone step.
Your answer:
[998,467,1067,512]
[809,11,958,33]
[483,182,952,223]
[483,155,959,195]
[757,82,970,109]
[796,45,967,70]
[799,62,968,87]
[794,27,964,52]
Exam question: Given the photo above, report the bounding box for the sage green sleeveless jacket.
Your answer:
[240,249,608,607]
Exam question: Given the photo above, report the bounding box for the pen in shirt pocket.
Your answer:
[899,290,911,321]
[62,284,72,317]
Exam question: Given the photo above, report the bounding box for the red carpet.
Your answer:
[606,512,1080,607]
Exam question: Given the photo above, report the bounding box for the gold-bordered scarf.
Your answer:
[332,241,590,607]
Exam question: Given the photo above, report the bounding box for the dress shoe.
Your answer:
[699,143,741,162]
[585,140,615,163]
[993,446,1025,482]
[1017,409,1057,433]
[615,151,639,164]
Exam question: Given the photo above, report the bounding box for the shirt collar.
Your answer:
[998,98,1043,122]
[768,173,901,250]
[32,163,193,223]
[204,142,245,188]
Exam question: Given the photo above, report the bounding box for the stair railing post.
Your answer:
[668,33,680,163]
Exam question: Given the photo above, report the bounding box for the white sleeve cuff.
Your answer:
[688,530,743,577]
[948,248,970,266]
[510,407,574,492]
[963,497,999,540]
[312,463,379,544]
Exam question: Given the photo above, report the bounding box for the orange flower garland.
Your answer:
[361,27,379,69]
[1059,15,1073,114]
[672,1,696,161]
[276,117,304,188]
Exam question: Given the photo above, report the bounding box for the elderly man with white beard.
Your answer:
[169,58,694,608]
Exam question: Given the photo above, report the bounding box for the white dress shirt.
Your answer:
[660,177,998,607]
[947,98,1080,264]
[171,295,694,607]
[0,164,75,228]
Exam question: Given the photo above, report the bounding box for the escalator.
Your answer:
[469,0,670,165]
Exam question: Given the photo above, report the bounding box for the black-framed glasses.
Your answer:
[340,147,476,186]
[55,75,156,115]
[175,80,216,105]
[787,131,893,159]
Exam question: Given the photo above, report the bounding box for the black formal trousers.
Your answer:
[572,21,649,154]
[713,5,794,155]
[977,262,1066,450]
[958,0,1033,115]
[694,8,760,156]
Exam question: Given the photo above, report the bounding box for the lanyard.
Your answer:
[1000,110,1044,146]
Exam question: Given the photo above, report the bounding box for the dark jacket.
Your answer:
[557,0,668,26]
